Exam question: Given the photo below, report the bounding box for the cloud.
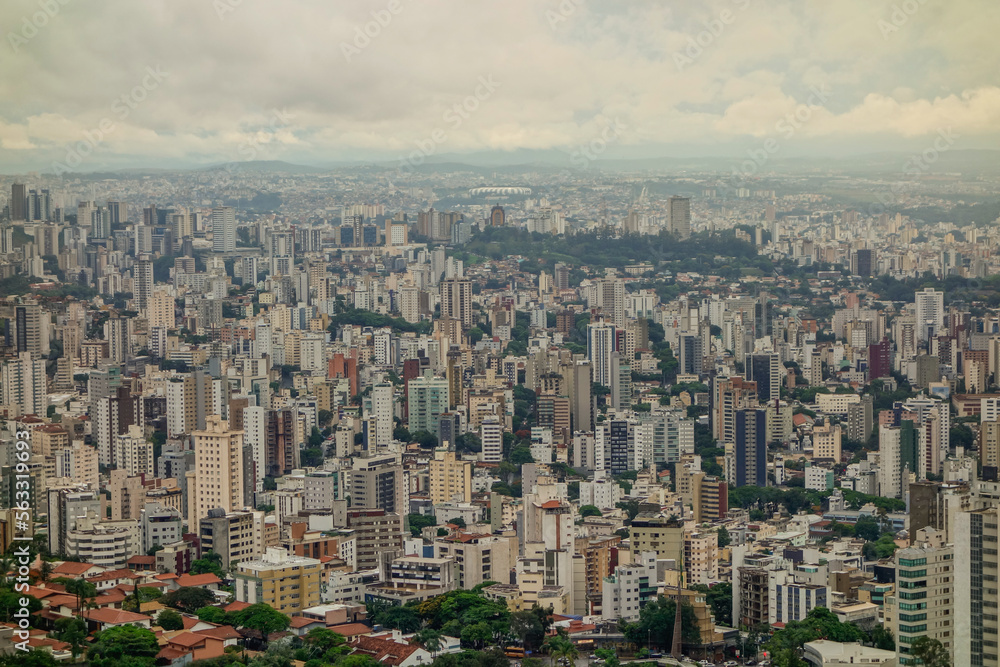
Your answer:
[0,0,998,171]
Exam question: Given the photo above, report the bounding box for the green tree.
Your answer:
[412,628,442,656]
[593,648,619,667]
[163,586,217,612]
[717,526,731,548]
[190,550,226,578]
[692,583,732,627]
[88,625,160,667]
[232,603,291,646]
[54,577,97,611]
[377,605,422,633]
[303,627,350,662]
[620,595,700,649]
[196,606,230,624]
[157,608,185,630]
[867,624,895,651]
[854,516,881,542]
[910,636,950,667]
[542,635,578,667]
[461,621,493,649]
[53,616,89,659]
[579,505,602,518]
[767,606,865,659]
[510,447,534,465]
[0,651,59,667]
[0,589,41,622]
[408,513,438,536]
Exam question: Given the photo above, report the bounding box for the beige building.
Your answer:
[53,441,99,492]
[32,424,69,458]
[812,421,842,462]
[189,416,245,528]
[236,547,322,615]
[684,532,719,586]
[147,290,175,329]
[434,532,517,590]
[429,448,472,505]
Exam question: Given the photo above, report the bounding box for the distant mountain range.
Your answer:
[8,149,1000,178]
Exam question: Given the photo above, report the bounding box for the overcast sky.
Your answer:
[2,0,999,173]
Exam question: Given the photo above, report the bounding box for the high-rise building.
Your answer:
[587,321,617,388]
[1,352,47,417]
[346,509,404,570]
[407,374,450,435]
[134,256,153,311]
[211,206,236,252]
[915,287,944,343]
[345,455,406,515]
[852,248,876,277]
[679,332,703,376]
[429,448,472,504]
[106,200,126,225]
[847,395,874,444]
[103,315,129,363]
[94,384,144,468]
[868,338,892,380]
[490,205,505,226]
[607,420,629,476]
[10,184,26,221]
[598,277,626,328]
[746,353,780,403]
[47,486,101,557]
[554,263,570,291]
[190,416,245,528]
[480,415,503,463]
[734,408,767,487]
[14,301,45,355]
[888,528,955,666]
[878,420,918,499]
[439,278,473,329]
[956,509,999,667]
[668,195,691,240]
[369,382,394,451]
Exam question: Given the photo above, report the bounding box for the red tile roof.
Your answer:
[196,625,241,641]
[175,573,222,588]
[350,635,423,666]
[328,622,373,637]
[83,608,152,625]
[52,562,98,576]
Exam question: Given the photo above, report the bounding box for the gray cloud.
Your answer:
[2,0,999,172]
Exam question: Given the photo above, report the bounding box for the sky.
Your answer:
[2,0,999,173]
